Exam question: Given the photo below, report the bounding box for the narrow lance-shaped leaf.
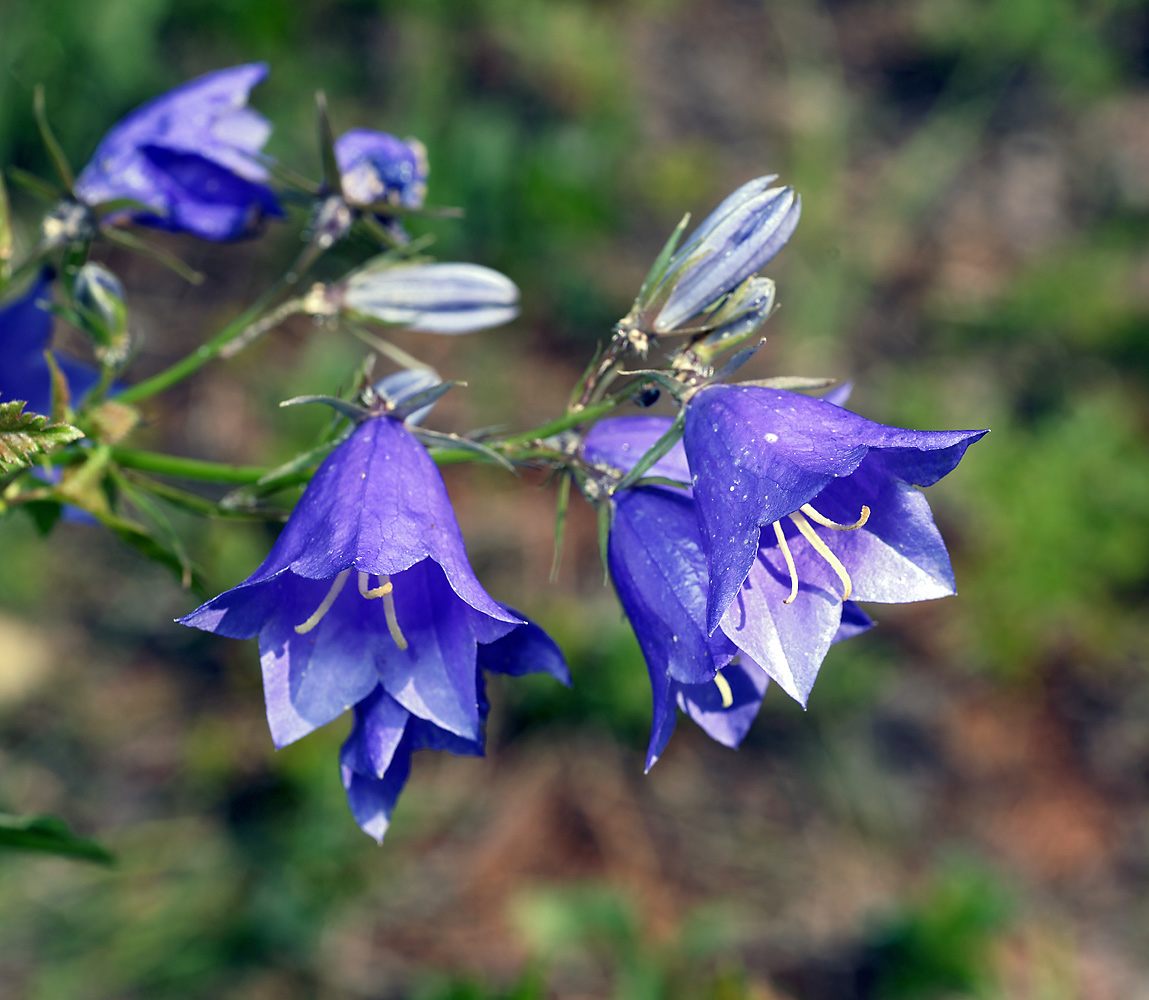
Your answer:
[316,92,342,195]
[33,85,75,191]
[0,813,114,865]
[0,399,84,473]
[597,497,613,585]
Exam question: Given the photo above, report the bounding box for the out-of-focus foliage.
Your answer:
[2,0,1148,996]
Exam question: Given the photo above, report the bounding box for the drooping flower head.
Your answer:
[586,409,931,766]
[75,63,282,241]
[181,372,567,839]
[0,271,97,415]
[335,129,428,210]
[682,385,988,648]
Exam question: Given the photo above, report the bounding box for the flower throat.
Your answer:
[294,570,409,650]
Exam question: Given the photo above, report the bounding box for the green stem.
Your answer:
[117,241,324,404]
[107,394,627,485]
[111,448,268,484]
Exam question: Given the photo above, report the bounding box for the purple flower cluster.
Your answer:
[584,386,986,769]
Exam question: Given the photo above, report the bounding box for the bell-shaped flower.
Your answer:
[180,411,525,745]
[652,177,801,334]
[75,63,282,241]
[585,415,872,765]
[683,385,988,673]
[335,129,428,210]
[340,261,519,334]
[0,271,97,415]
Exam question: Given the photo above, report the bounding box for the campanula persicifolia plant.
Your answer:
[0,64,985,843]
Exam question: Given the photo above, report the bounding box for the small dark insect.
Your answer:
[635,386,660,407]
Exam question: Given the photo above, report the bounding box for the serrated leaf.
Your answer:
[0,399,84,472]
[611,410,686,493]
[0,813,114,864]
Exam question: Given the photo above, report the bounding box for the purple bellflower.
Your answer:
[335,129,428,210]
[180,376,568,839]
[586,413,881,766]
[652,177,801,334]
[0,271,97,415]
[682,385,987,701]
[75,63,282,241]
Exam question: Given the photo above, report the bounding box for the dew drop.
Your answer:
[765,432,779,443]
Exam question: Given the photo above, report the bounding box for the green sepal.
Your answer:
[32,86,75,192]
[709,337,765,382]
[0,399,84,472]
[99,228,204,285]
[611,409,686,493]
[385,380,460,420]
[279,394,372,422]
[635,212,690,310]
[91,197,162,217]
[632,475,691,490]
[550,472,571,583]
[413,427,515,472]
[6,167,63,203]
[596,496,614,585]
[315,92,342,196]
[0,813,114,865]
[266,160,322,196]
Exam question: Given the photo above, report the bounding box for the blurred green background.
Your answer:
[2,0,1149,996]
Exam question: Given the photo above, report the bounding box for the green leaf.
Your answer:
[6,166,63,203]
[413,427,516,472]
[99,227,204,285]
[279,394,371,422]
[0,813,113,864]
[0,399,84,472]
[611,409,686,493]
[22,498,63,536]
[32,85,75,191]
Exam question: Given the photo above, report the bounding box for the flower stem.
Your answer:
[117,240,324,404]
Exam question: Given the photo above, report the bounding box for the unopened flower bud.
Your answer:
[336,130,428,210]
[652,178,800,334]
[342,262,519,334]
[74,262,129,362]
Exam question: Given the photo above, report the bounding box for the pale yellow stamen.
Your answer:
[714,670,734,708]
[788,510,854,602]
[799,502,870,532]
[357,571,393,599]
[294,569,351,634]
[380,581,408,651]
[773,521,800,605]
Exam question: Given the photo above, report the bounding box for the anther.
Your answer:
[788,510,854,602]
[773,521,800,604]
[381,583,409,651]
[295,569,351,634]
[357,571,393,599]
[714,670,734,709]
[800,502,870,532]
